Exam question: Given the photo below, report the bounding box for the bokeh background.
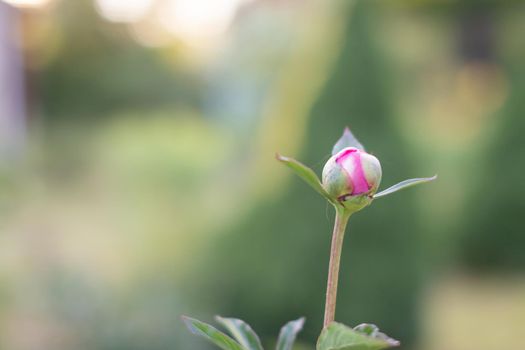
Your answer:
[0,0,524,349]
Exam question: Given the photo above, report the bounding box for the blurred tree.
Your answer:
[38,0,199,123]
[459,59,525,271]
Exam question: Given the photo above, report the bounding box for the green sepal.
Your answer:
[374,175,437,199]
[317,322,399,350]
[340,194,373,214]
[277,154,336,205]
[332,127,365,155]
[215,316,263,350]
[182,316,245,350]
[276,317,305,350]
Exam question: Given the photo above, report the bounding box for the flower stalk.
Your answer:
[324,206,351,328]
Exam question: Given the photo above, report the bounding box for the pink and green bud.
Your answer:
[322,147,382,201]
[278,127,435,213]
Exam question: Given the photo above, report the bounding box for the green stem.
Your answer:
[323,207,351,328]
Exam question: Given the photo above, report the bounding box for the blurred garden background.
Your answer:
[0,0,524,349]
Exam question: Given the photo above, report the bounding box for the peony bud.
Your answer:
[278,127,435,214]
[322,147,382,203]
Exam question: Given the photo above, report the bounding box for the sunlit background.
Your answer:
[0,0,524,349]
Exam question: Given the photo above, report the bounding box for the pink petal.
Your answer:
[336,148,370,195]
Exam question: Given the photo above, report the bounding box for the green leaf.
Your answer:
[182,316,246,350]
[317,322,399,350]
[276,317,305,350]
[373,175,437,199]
[276,154,336,205]
[332,127,365,155]
[216,316,263,350]
[352,324,399,346]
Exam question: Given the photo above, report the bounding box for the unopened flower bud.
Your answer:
[322,147,382,203]
[279,128,435,214]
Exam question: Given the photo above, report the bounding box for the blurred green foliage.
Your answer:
[0,0,524,350]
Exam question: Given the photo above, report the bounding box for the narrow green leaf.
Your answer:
[317,322,399,350]
[332,127,365,155]
[216,316,263,350]
[182,316,246,350]
[373,175,437,199]
[276,317,305,350]
[276,154,335,205]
